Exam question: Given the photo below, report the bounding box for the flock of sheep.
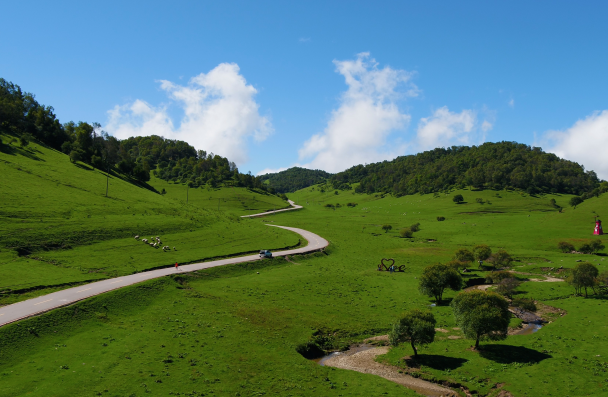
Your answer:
[134,235,175,251]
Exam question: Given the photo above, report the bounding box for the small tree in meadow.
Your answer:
[453,248,474,264]
[382,224,393,233]
[569,196,584,209]
[451,290,510,349]
[591,239,605,254]
[437,216,446,221]
[493,249,513,268]
[558,241,575,253]
[418,263,463,304]
[453,194,464,204]
[567,262,599,297]
[388,309,436,357]
[495,278,521,299]
[473,245,492,267]
[400,228,413,238]
[410,223,421,232]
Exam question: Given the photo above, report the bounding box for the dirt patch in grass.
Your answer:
[324,346,458,397]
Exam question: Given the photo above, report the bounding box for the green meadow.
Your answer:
[0,134,295,297]
[2,134,608,396]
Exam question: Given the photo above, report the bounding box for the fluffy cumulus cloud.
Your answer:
[105,63,272,165]
[298,53,418,173]
[416,107,487,151]
[541,110,608,179]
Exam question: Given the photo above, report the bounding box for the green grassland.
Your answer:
[2,138,608,396]
[0,134,296,296]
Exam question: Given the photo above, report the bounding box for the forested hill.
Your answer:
[330,142,601,196]
[0,78,274,193]
[258,167,332,193]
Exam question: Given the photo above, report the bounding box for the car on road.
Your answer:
[259,250,272,258]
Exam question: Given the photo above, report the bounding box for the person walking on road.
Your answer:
[175,262,180,271]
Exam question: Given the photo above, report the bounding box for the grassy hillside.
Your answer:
[2,178,608,395]
[0,133,297,297]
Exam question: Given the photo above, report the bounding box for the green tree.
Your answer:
[69,149,84,163]
[400,228,413,238]
[453,248,474,264]
[418,263,463,303]
[579,243,593,254]
[569,196,584,209]
[382,224,393,233]
[453,194,464,204]
[558,241,575,253]
[567,262,598,297]
[19,133,32,148]
[451,290,510,349]
[591,239,605,254]
[473,244,492,267]
[410,222,421,232]
[388,309,436,357]
[493,249,513,268]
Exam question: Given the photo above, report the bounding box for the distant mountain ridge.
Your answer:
[329,142,601,196]
[259,167,332,193]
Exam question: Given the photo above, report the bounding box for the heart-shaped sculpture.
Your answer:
[380,258,395,270]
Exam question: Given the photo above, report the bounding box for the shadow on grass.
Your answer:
[478,344,551,364]
[404,354,468,370]
[0,143,45,161]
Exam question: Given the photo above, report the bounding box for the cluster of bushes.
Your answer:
[558,240,605,254]
[451,245,512,269]
[399,223,421,238]
[568,182,608,208]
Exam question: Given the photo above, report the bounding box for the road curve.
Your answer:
[0,206,327,328]
[240,199,302,218]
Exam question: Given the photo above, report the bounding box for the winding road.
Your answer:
[0,201,326,327]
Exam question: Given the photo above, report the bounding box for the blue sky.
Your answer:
[2,1,608,177]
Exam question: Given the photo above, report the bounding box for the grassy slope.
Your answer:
[2,172,608,395]
[0,134,297,295]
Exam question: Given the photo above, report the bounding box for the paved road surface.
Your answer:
[0,202,326,327]
[240,200,302,218]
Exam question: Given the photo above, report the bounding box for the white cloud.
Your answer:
[541,110,608,180]
[298,52,418,173]
[256,167,289,176]
[104,63,272,165]
[508,98,515,108]
[416,107,484,151]
[299,37,311,43]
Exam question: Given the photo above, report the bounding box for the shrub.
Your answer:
[511,298,537,312]
[495,278,521,298]
[382,224,392,233]
[446,260,467,272]
[486,271,512,284]
[453,194,464,204]
[453,248,474,263]
[558,241,575,253]
[410,223,421,232]
[475,198,484,204]
[569,196,584,208]
[437,216,446,221]
[295,341,324,359]
[400,228,413,238]
[579,243,593,254]
[493,249,513,268]
[591,239,605,254]
[324,203,334,209]
[346,202,358,207]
